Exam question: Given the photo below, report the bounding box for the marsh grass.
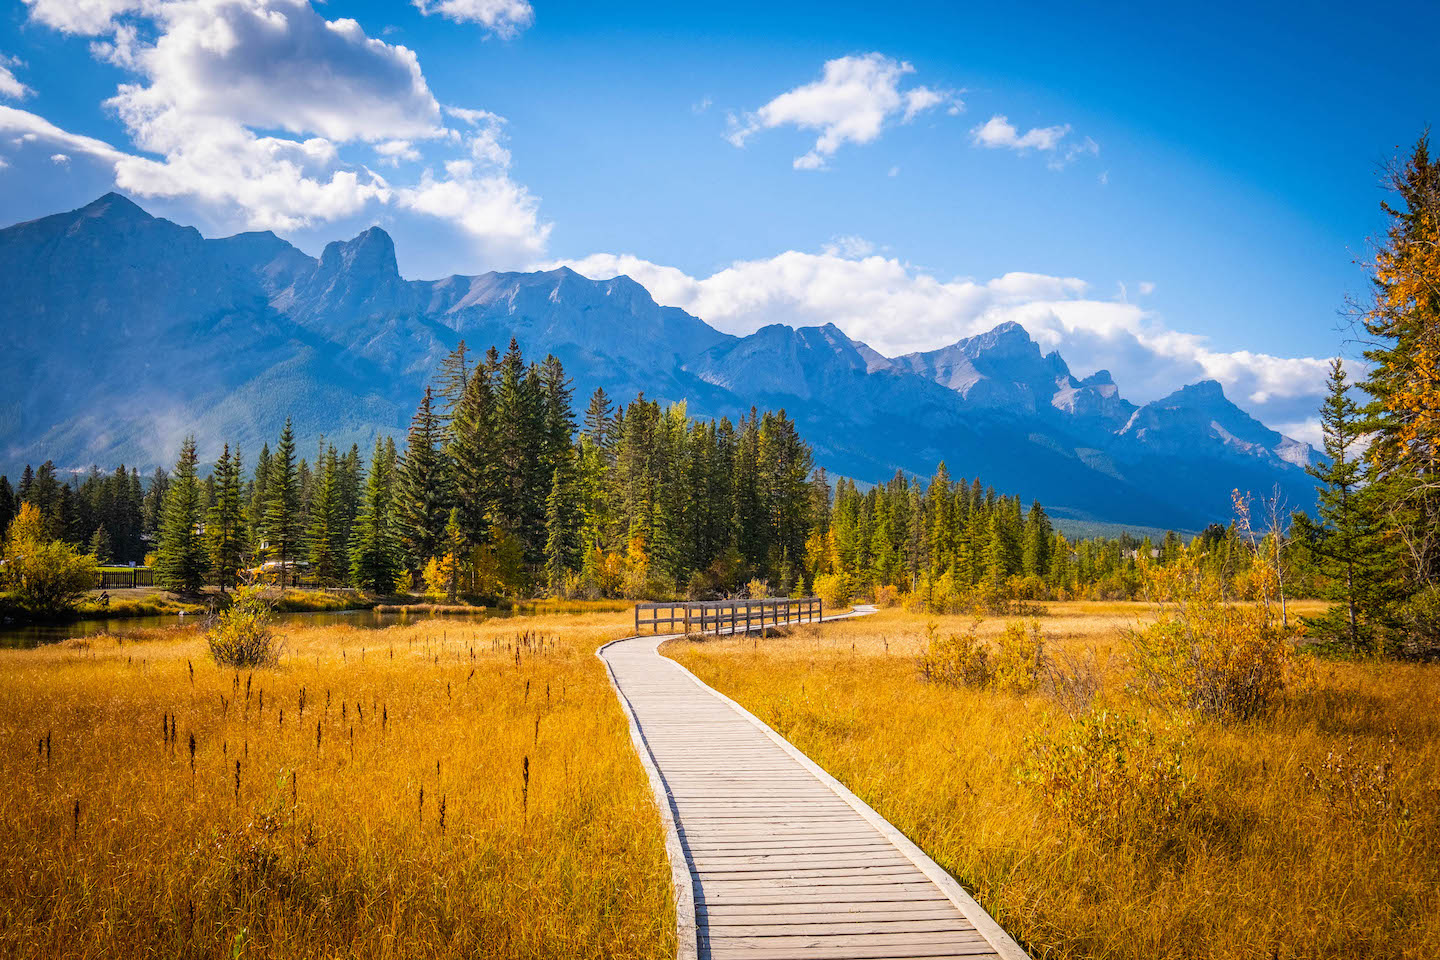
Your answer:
[669,603,1440,959]
[0,610,673,959]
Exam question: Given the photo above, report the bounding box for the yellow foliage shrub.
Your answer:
[1022,707,1195,846]
[812,572,854,609]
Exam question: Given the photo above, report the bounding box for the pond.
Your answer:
[0,606,527,649]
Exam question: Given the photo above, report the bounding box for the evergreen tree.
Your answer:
[153,437,207,593]
[0,476,15,541]
[307,446,349,584]
[451,359,498,546]
[1294,359,1396,652]
[350,438,403,592]
[87,524,114,564]
[583,387,615,456]
[263,420,302,584]
[395,387,453,570]
[544,450,584,594]
[206,444,248,591]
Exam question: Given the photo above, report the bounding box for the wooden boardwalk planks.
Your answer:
[599,615,1030,960]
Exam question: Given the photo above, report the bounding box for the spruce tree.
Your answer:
[263,420,301,585]
[395,388,453,570]
[1294,359,1396,652]
[154,437,207,593]
[451,359,498,546]
[350,438,403,592]
[88,524,114,564]
[206,444,248,591]
[307,446,348,584]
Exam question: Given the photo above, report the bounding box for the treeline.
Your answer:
[0,339,819,600]
[805,469,1317,609]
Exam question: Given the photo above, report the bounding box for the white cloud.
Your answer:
[823,235,874,258]
[547,245,1330,431]
[972,114,1070,151]
[14,0,551,262]
[21,0,139,35]
[375,139,421,164]
[1138,281,1156,296]
[727,53,958,170]
[412,0,532,37]
[50,152,70,164]
[0,55,32,100]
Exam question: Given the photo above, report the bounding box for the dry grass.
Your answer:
[0,610,673,959]
[669,604,1440,960]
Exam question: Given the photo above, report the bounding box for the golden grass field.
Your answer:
[0,609,674,959]
[670,602,1440,960]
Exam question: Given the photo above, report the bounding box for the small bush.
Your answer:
[1021,707,1195,846]
[873,584,900,607]
[917,621,992,688]
[205,585,281,667]
[993,620,1045,694]
[1130,547,1296,721]
[812,572,854,609]
[1041,646,1108,718]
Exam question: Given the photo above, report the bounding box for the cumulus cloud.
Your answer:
[0,55,32,100]
[14,0,551,263]
[412,0,532,37]
[21,0,139,34]
[727,53,959,170]
[547,245,1330,432]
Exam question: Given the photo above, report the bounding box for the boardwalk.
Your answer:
[598,612,1029,960]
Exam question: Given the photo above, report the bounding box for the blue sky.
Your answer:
[2,0,1436,444]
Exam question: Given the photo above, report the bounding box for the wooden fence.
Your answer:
[97,568,154,589]
[634,597,822,635]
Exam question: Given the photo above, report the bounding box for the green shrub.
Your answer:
[1021,707,1195,846]
[993,620,1045,694]
[205,586,281,667]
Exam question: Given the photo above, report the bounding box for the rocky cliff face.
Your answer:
[0,193,1317,530]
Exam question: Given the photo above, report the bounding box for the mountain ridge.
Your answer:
[0,193,1318,531]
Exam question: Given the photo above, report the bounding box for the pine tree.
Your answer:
[0,476,15,542]
[206,444,248,591]
[350,439,403,592]
[88,524,114,564]
[395,387,453,570]
[262,420,302,584]
[153,437,207,593]
[583,387,615,456]
[436,340,471,429]
[1294,359,1396,652]
[451,359,498,546]
[307,446,349,584]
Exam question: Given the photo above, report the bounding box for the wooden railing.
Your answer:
[97,568,154,589]
[634,597,823,635]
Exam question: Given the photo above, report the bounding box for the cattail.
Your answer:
[187,660,194,685]
[446,682,451,700]
[534,715,540,745]
[514,647,520,668]
[292,769,298,811]
[522,756,530,822]
[325,690,331,715]
[546,683,550,706]
[524,680,530,702]
[316,720,321,753]
[342,701,347,721]
[72,799,79,839]
[382,706,387,731]
[439,794,446,833]
[419,785,424,819]
[349,725,354,760]
[188,733,196,772]
[279,708,284,728]
[299,687,306,720]
[466,668,474,682]
[220,694,229,717]
[45,730,51,763]
[234,760,241,804]
[436,760,441,776]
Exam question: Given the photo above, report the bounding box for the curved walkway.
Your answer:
[598,610,1029,960]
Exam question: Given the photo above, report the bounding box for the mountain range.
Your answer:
[0,193,1319,532]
